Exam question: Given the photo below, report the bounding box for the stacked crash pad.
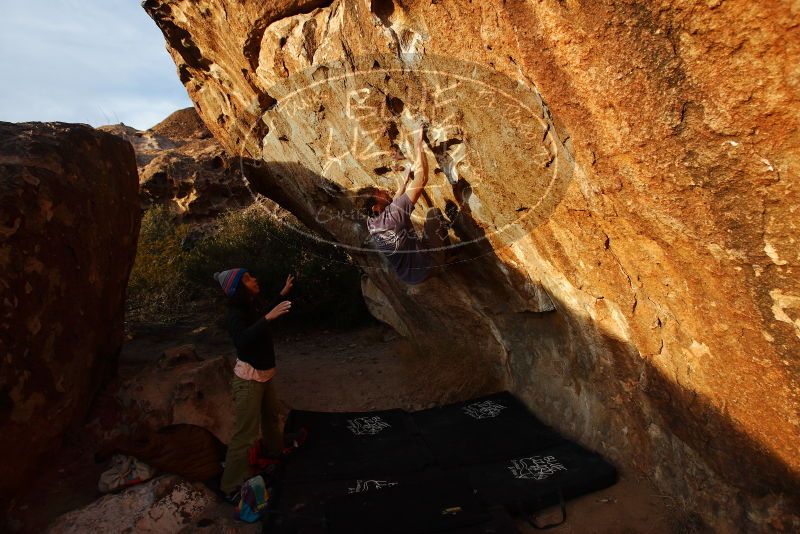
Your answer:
[272,391,617,533]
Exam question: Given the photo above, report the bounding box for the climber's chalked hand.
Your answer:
[266,301,291,321]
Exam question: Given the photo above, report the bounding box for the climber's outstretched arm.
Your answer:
[393,167,413,200]
[405,126,429,205]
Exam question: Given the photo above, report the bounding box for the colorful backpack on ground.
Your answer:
[235,475,270,523]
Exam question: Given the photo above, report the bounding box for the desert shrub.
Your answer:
[127,205,194,323]
[127,205,369,328]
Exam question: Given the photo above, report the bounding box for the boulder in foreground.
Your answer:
[46,475,217,533]
[0,121,141,499]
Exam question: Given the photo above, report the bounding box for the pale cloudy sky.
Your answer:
[0,0,192,130]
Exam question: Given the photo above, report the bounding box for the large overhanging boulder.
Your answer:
[0,122,141,499]
[143,0,800,529]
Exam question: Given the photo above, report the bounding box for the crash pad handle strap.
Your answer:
[525,488,567,530]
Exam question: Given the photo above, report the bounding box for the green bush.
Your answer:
[126,205,194,323]
[127,205,369,328]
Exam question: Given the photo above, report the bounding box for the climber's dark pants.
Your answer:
[220,376,283,494]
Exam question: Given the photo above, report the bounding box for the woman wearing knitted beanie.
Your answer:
[212,267,294,499]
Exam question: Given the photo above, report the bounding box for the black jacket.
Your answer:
[226,292,282,371]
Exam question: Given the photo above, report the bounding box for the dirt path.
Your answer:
[4,318,675,533]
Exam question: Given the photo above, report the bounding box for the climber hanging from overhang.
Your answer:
[363,121,452,285]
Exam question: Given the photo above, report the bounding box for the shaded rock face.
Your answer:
[46,475,218,534]
[115,347,235,443]
[95,424,226,483]
[0,122,141,499]
[144,0,800,529]
[99,107,254,220]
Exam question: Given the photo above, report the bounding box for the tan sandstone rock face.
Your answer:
[0,122,141,499]
[99,108,254,220]
[143,0,800,529]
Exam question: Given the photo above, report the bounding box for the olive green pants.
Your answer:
[220,375,283,494]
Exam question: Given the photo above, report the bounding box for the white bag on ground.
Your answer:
[98,454,157,493]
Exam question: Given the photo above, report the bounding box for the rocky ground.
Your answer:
[3,308,677,533]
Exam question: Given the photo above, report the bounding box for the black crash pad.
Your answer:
[274,471,520,534]
[275,509,520,534]
[275,470,449,529]
[457,441,618,513]
[281,436,434,482]
[324,470,491,534]
[447,508,520,534]
[277,392,617,533]
[284,410,433,481]
[411,391,565,467]
[276,474,411,522]
[284,408,417,449]
[282,407,431,481]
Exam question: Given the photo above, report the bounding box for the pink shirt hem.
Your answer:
[233,359,276,382]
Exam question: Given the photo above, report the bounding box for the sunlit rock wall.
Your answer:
[144,0,799,529]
